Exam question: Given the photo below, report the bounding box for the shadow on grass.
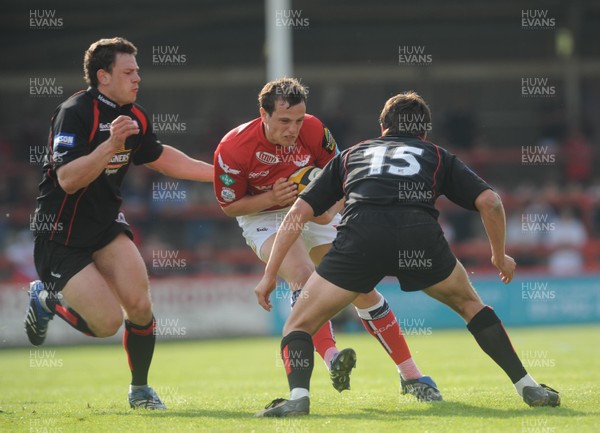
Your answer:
[108,400,585,421]
[353,401,585,420]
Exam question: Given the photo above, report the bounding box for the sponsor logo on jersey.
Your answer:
[115,212,128,224]
[255,151,280,165]
[104,150,131,175]
[248,170,270,178]
[322,127,337,154]
[254,185,272,192]
[221,187,236,202]
[256,227,269,232]
[217,153,241,175]
[219,174,236,186]
[53,133,75,150]
[99,122,111,132]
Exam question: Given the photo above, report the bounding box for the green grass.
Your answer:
[0,325,598,432]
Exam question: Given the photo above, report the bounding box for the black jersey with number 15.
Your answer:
[300,134,491,221]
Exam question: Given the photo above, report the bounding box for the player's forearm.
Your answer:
[220,193,275,217]
[476,190,507,259]
[148,145,213,182]
[56,139,116,194]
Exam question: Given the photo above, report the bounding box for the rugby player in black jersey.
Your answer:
[254,91,560,416]
[25,37,213,409]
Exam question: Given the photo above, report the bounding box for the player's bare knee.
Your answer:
[283,321,316,337]
[450,295,485,322]
[286,263,314,289]
[123,296,153,322]
[92,312,123,337]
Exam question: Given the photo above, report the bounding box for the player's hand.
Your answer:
[491,254,516,284]
[109,115,140,150]
[254,275,277,312]
[270,178,297,207]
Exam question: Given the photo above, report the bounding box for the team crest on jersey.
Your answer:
[220,187,236,202]
[322,127,337,154]
[255,151,280,165]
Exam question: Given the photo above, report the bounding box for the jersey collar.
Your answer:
[87,87,133,111]
[382,133,423,140]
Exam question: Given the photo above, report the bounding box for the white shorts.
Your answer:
[236,208,341,262]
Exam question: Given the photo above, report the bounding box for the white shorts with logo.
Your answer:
[236,208,341,262]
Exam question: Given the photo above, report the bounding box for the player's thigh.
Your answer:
[284,272,360,336]
[61,263,123,336]
[92,233,152,322]
[422,260,485,322]
[308,243,331,265]
[260,234,315,290]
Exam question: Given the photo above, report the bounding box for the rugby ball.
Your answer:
[288,166,322,193]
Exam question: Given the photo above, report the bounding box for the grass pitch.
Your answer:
[0,325,598,433]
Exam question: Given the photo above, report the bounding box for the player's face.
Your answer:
[261,100,306,147]
[98,53,141,106]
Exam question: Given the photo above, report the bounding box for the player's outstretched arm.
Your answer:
[147,145,213,182]
[254,198,313,311]
[475,188,516,284]
[57,115,138,194]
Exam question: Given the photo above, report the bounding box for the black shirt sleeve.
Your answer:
[300,152,345,216]
[51,105,91,169]
[131,106,164,165]
[441,151,491,211]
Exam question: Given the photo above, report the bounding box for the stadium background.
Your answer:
[1,0,599,346]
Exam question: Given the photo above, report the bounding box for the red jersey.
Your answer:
[213,114,338,210]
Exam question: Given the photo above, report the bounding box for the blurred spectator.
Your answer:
[441,100,479,151]
[562,130,594,184]
[545,207,587,275]
[538,107,567,148]
[5,229,36,281]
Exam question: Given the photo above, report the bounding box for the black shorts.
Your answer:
[34,221,133,293]
[316,209,457,293]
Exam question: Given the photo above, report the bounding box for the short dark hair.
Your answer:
[83,37,137,87]
[379,91,432,137]
[258,78,308,115]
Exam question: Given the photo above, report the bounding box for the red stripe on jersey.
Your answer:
[65,186,89,246]
[282,345,292,375]
[424,139,442,193]
[89,99,100,143]
[55,304,78,326]
[50,193,69,241]
[131,106,147,135]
